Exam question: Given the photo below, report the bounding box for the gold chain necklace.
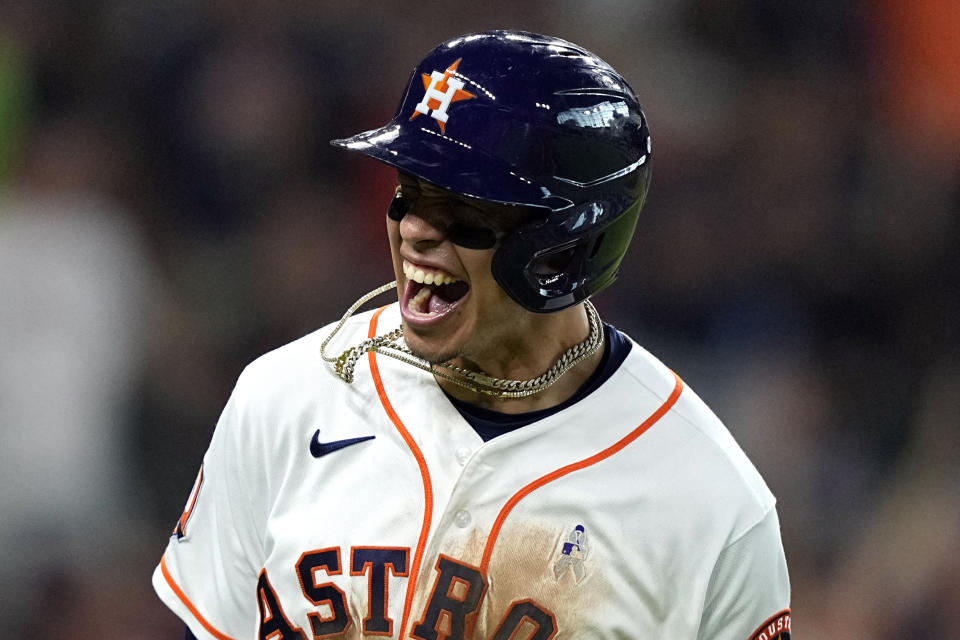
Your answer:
[320,281,604,399]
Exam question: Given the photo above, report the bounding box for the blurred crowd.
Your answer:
[1,0,957,637]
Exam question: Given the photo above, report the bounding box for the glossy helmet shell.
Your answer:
[332,30,651,312]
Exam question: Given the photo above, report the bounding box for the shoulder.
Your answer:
[200,306,399,486]
[613,333,778,536]
[219,306,394,443]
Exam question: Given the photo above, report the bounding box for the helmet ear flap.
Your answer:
[492,198,643,313]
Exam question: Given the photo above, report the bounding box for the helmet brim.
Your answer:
[331,122,572,211]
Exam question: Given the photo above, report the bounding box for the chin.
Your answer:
[401,320,463,365]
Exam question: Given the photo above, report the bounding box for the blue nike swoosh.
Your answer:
[310,430,375,458]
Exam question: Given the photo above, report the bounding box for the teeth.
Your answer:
[403,260,460,285]
[412,288,431,303]
[409,286,432,314]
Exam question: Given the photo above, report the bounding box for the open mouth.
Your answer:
[402,260,470,319]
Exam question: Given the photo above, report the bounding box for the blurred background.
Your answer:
[1,0,957,637]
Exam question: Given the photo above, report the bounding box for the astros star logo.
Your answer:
[409,58,475,134]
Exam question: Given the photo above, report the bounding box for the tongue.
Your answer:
[409,281,470,316]
[428,290,453,314]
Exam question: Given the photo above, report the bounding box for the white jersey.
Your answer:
[153,303,791,640]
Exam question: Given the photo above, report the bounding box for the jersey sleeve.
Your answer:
[697,506,792,640]
[153,369,265,640]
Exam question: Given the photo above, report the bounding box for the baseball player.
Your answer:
[154,31,791,639]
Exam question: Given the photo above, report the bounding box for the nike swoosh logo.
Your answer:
[310,430,375,458]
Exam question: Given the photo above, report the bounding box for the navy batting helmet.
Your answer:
[332,30,651,312]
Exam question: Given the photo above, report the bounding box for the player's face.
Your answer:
[387,172,533,366]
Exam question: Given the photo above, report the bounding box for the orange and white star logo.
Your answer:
[409,58,476,134]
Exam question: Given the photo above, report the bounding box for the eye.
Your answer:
[446,223,499,250]
[387,191,410,221]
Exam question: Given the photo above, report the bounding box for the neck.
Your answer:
[436,303,605,413]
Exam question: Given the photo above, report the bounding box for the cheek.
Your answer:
[386,218,401,245]
[458,249,495,281]
[459,249,512,308]
[387,222,403,262]
[387,229,407,285]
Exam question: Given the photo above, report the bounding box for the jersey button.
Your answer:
[453,510,471,528]
[455,447,472,465]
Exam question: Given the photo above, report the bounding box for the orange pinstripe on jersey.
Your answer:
[174,465,204,539]
[479,371,684,575]
[367,305,684,635]
[160,553,236,640]
[367,306,435,640]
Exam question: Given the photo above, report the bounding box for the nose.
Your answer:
[398,206,446,251]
